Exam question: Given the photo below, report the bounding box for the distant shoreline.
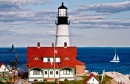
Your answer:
[1,46,130,48]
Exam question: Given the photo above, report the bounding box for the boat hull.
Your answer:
[110,60,120,63]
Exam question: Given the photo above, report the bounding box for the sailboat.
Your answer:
[110,48,120,63]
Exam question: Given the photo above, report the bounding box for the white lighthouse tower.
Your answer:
[55,2,70,47]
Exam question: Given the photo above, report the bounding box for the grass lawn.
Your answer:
[32,75,113,84]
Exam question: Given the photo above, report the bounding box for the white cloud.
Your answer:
[78,1,130,13]
[71,19,130,29]
[0,0,130,47]
[46,30,56,35]
[0,0,50,5]
[0,29,55,47]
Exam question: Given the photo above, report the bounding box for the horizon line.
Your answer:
[1,46,130,48]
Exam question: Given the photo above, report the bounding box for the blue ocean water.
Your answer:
[77,47,130,74]
[0,47,130,74]
[0,47,27,71]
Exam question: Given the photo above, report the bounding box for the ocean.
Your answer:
[0,47,130,74]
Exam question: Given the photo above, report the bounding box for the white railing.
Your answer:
[60,74,74,77]
[29,74,74,78]
[44,75,48,78]
[29,75,43,77]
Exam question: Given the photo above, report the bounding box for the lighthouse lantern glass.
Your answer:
[59,9,67,17]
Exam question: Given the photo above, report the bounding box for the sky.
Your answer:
[0,0,130,47]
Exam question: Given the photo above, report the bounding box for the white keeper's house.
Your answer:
[83,73,101,84]
[0,63,10,82]
[27,2,85,82]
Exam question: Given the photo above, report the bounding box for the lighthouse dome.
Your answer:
[58,2,67,9]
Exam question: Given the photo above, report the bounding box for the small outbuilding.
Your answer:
[83,73,101,84]
[0,63,10,82]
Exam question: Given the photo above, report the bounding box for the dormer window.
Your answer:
[43,57,60,62]
[48,58,50,62]
[56,58,60,62]
[34,57,39,60]
[65,57,69,60]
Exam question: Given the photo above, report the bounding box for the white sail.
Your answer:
[110,48,120,63]
[116,55,119,61]
[113,54,117,61]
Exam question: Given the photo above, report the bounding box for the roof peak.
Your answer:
[58,2,67,9]
[62,2,64,5]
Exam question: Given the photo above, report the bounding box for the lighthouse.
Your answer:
[27,2,86,82]
[55,2,70,47]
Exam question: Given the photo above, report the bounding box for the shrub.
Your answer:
[34,79,38,81]
[64,79,68,81]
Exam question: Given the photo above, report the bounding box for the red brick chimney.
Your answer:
[64,42,67,48]
[37,42,40,48]
[52,43,54,47]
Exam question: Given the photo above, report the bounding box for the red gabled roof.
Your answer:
[76,60,84,65]
[27,46,79,69]
[83,73,94,84]
[0,62,3,67]
[83,73,100,84]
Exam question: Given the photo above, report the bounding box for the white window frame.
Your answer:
[43,57,48,62]
[56,71,59,75]
[44,70,48,75]
[50,71,53,75]
[56,58,60,62]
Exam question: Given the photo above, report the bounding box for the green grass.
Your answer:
[100,75,112,84]
[33,82,55,84]
[32,81,83,84]
[0,82,11,84]
[30,75,113,84]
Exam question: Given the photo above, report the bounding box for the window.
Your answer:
[63,69,66,74]
[43,57,60,62]
[43,57,61,62]
[64,57,69,60]
[34,57,39,60]
[63,68,71,75]
[93,78,94,81]
[50,58,53,62]
[43,58,47,62]
[56,58,60,62]
[56,71,58,75]
[45,71,47,75]
[67,70,70,74]
[33,69,40,75]
[59,9,66,16]
[53,58,56,62]
[48,58,50,62]
[50,71,53,75]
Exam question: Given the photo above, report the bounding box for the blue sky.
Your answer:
[0,0,130,47]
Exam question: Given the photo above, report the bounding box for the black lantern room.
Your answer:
[56,2,70,25]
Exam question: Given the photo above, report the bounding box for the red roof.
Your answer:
[83,73,100,84]
[0,63,3,66]
[27,46,82,69]
[76,60,84,65]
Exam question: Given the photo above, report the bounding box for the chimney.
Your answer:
[37,42,40,48]
[52,43,54,47]
[64,42,67,48]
